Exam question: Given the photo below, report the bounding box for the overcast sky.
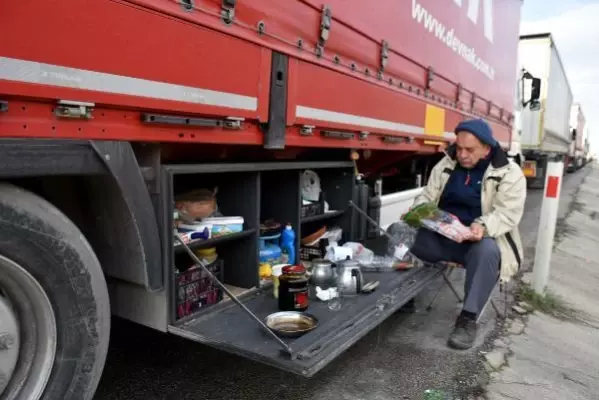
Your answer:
[520,0,599,151]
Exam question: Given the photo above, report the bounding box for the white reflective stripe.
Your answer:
[446,132,510,148]
[0,56,257,111]
[296,105,425,135]
[443,131,455,139]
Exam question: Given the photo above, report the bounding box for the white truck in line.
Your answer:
[518,33,574,188]
[568,103,588,172]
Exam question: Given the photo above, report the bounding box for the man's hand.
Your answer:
[469,222,485,241]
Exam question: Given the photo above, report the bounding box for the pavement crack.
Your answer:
[562,373,588,388]
[497,390,523,400]
[495,380,550,388]
[516,356,597,381]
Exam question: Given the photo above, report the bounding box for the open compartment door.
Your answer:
[168,264,443,376]
[164,161,443,376]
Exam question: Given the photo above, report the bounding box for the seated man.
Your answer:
[409,118,526,350]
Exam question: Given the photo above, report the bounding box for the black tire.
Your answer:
[0,184,110,400]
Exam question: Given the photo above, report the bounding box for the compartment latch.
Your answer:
[221,0,236,24]
[300,125,315,136]
[316,5,332,58]
[426,66,434,91]
[470,92,477,111]
[224,117,243,130]
[54,100,94,120]
[379,40,389,73]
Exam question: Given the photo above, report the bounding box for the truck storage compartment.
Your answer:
[299,167,355,262]
[163,161,443,375]
[168,170,260,322]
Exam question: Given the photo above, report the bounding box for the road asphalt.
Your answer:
[93,166,590,400]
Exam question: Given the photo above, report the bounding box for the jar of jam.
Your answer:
[278,265,309,312]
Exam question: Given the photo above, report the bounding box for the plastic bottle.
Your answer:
[280,224,296,265]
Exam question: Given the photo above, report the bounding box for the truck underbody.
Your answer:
[0,0,521,398]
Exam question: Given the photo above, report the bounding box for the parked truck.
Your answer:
[567,103,586,172]
[518,33,574,188]
[584,134,593,165]
[0,1,528,399]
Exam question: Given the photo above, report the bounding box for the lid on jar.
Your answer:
[282,265,306,275]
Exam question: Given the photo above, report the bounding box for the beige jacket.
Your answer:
[413,145,527,282]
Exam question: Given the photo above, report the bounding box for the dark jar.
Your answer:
[278,265,309,312]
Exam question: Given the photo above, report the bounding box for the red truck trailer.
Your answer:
[0,1,522,398]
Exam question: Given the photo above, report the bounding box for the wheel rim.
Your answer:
[0,254,57,400]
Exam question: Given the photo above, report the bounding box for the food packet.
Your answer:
[402,202,473,243]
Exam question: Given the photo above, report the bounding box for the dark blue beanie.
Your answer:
[454,119,497,147]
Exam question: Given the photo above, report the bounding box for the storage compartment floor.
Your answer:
[222,285,254,301]
[169,264,443,376]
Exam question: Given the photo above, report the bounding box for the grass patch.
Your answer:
[518,284,577,320]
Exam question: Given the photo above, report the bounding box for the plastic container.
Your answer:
[196,247,218,264]
[175,259,224,319]
[203,216,244,237]
[177,222,212,241]
[271,264,287,298]
[259,233,282,265]
[280,224,296,265]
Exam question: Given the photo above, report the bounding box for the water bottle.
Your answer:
[280,224,296,265]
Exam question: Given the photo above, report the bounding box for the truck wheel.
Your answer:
[0,184,110,400]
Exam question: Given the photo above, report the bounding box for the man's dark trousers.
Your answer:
[411,229,500,317]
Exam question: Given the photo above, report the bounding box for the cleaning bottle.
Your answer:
[280,223,296,265]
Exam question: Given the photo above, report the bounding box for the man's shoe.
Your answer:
[448,315,477,350]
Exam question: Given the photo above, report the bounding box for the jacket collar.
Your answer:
[445,143,509,169]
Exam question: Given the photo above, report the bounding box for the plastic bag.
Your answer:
[385,221,418,259]
[402,202,473,243]
[342,242,374,265]
[420,214,473,243]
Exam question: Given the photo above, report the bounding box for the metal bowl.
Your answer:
[265,311,319,338]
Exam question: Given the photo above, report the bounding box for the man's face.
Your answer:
[455,131,491,168]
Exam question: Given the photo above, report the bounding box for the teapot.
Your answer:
[310,258,336,288]
[335,257,363,296]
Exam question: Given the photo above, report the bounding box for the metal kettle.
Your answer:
[335,257,363,296]
[310,258,336,288]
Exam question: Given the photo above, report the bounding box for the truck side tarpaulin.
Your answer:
[0,0,270,122]
[0,0,519,148]
[301,0,521,114]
